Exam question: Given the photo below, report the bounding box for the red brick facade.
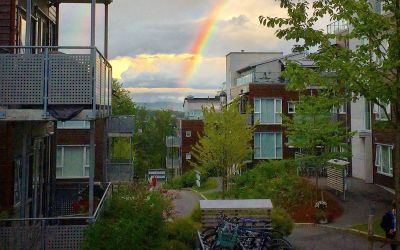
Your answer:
[179,119,204,173]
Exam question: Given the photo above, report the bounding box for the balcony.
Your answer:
[0,182,112,249]
[166,156,181,169]
[235,72,287,86]
[326,20,349,34]
[166,136,181,147]
[0,46,112,121]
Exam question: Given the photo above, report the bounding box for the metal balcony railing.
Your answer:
[326,20,349,34]
[166,156,181,169]
[0,46,112,119]
[166,136,181,147]
[107,116,134,136]
[0,182,112,249]
[235,72,287,86]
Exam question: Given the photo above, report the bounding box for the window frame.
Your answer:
[254,132,283,159]
[185,130,192,138]
[57,120,90,129]
[185,153,191,160]
[338,102,347,114]
[287,101,296,114]
[56,145,91,179]
[253,98,282,125]
[375,144,393,177]
[374,102,391,121]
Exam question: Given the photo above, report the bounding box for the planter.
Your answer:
[318,218,328,224]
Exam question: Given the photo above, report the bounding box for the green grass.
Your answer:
[192,177,218,192]
[350,220,386,237]
[204,191,222,200]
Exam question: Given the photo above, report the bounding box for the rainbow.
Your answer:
[181,0,229,84]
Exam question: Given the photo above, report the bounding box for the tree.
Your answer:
[259,0,400,234]
[285,94,352,200]
[112,79,136,115]
[191,101,254,199]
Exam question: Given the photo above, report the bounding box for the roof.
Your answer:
[200,199,273,210]
[237,52,315,73]
[50,0,112,4]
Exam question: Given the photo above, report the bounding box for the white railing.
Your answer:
[326,20,349,34]
[235,72,287,86]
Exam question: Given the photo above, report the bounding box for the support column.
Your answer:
[21,133,28,218]
[104,4,109,59]
[55,4,60,46]
[89,120,96,217]
[25,0,32,53]
[91,0,96,47]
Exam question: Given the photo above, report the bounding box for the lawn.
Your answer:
[192,177,218,193]
[350,220,386,237]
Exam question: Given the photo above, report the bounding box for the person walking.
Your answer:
[382,200,397,250]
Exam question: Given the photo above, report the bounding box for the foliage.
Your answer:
[228,161,312,208]
[192,177,218,193]
[134,107,178,177]
[0,207,7,219]
[84,183,172,250]
[190,204,201,223]
[112,80,136,116]
[271,208,294,236]
[165,170,197,189]
[191,99,254,198]
[166,217,200,248]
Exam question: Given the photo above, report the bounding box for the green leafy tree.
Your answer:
[285,94,352,199]
[259,0,400,232]
[112,79,136,115]
[191,101,254,199]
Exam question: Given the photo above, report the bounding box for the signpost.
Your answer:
[195,170,201,187]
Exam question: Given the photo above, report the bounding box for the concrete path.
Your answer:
[308,177,393,227]
[288,226,392,250]
[171,189,202,217]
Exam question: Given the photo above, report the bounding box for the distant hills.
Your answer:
[137,102,183,111]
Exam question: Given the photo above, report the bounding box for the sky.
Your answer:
[59,0,301,104]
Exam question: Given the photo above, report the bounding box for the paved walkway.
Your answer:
[288,226,392,250]
[312,177,393,227]
[171,189,202,217]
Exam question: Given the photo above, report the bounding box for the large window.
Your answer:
[254,98,282,124]
[57,121,90,129]
[254,132,283,159]
[374,102,391,121]
[56,146,90,178]
[375,144,392,176]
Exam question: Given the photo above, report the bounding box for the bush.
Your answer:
[181,171,197,187]
[167,217,199,248]
[190,204,201,223]
[83,183,172,250]
[271,207,294,236]
[165,176,184,189]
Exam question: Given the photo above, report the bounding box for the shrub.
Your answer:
[271,207,294,236]
[167,217,199,248]
[83,183,172,250]
[181,171,197,187]
[190,204,201,223]
[166,176,184,189]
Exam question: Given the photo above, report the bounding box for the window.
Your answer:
[374,102,391,121]
[185,153,191,160]
[339,103,347,114]
[56,146,91,178]
[254,132,283,159]
[254,98,282,124]
[288,102,296,114]
[375,144,393,176]
[57,121,90,129]
[186,131,192,137]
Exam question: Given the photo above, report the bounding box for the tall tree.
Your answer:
[285,94,352,199]
[259,0,400,234]
[112,79,136,115]
[191,101,254,199]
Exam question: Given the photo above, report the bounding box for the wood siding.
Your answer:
[0,0,15,46]
[180,120,204,173]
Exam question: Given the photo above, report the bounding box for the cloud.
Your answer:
[127,87,219,103]
[110,54,225,89]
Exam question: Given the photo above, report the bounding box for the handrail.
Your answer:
[0,182,112,223]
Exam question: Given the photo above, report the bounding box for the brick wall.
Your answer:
[0,0,15,46]
[180,120,204,173]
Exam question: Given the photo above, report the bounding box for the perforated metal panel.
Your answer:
[48,54,92,104]
[0,54,44,104]
[45,225,86,249]
[0,225,86,250]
